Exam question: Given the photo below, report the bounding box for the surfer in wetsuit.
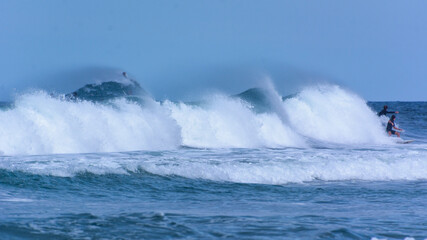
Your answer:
[386,115,402,137]
[378,105,399,116]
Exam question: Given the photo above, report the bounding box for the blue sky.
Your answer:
[0,0,426,101]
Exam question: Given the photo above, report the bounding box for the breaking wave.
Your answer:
[0,78,394,155]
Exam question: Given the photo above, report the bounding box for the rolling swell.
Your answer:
[2,166,426,239]
[1,147,426,183]
[64,75,147,102]
[0,212,374,239]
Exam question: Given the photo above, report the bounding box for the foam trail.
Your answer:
[2,147,426,183]
[142,151,427,184]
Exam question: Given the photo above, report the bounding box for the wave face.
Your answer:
[63,75,146,102]
[0,80,400,155]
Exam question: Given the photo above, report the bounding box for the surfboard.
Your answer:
[396,139,414,144]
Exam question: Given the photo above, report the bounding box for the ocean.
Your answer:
[0,78,426,239]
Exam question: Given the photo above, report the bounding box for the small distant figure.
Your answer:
[386,115,402,137]
[378,105,399,117]
[122,72,128,79]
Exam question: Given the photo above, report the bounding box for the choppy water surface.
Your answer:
[0,79,426,239]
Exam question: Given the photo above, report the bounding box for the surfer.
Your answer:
[386,115,402,137]
[378,105,399,116]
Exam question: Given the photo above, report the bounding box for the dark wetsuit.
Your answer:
[378,109,395,116]
[386,120,396,134]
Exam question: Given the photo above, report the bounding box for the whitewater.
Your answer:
[0,83,398,155]
[0,76,426,239]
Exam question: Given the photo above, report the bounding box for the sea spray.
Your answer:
[0,83,400,156]
[283,85,391,144]
[0,92,180,155]
[164,95,304,148]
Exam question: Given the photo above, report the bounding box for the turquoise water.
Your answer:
[1,80,426,239]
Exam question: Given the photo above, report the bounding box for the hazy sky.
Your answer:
[1,0,426,101]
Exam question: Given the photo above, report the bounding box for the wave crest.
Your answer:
[0,82,395,155]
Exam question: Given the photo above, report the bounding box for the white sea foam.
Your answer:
[0,92,180,155]
[164,95,304,148]
[283,85,391,144]
[0,197,34,202]
[141,148,427,184]
[0,84,402,155]
[1,147,426,184]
